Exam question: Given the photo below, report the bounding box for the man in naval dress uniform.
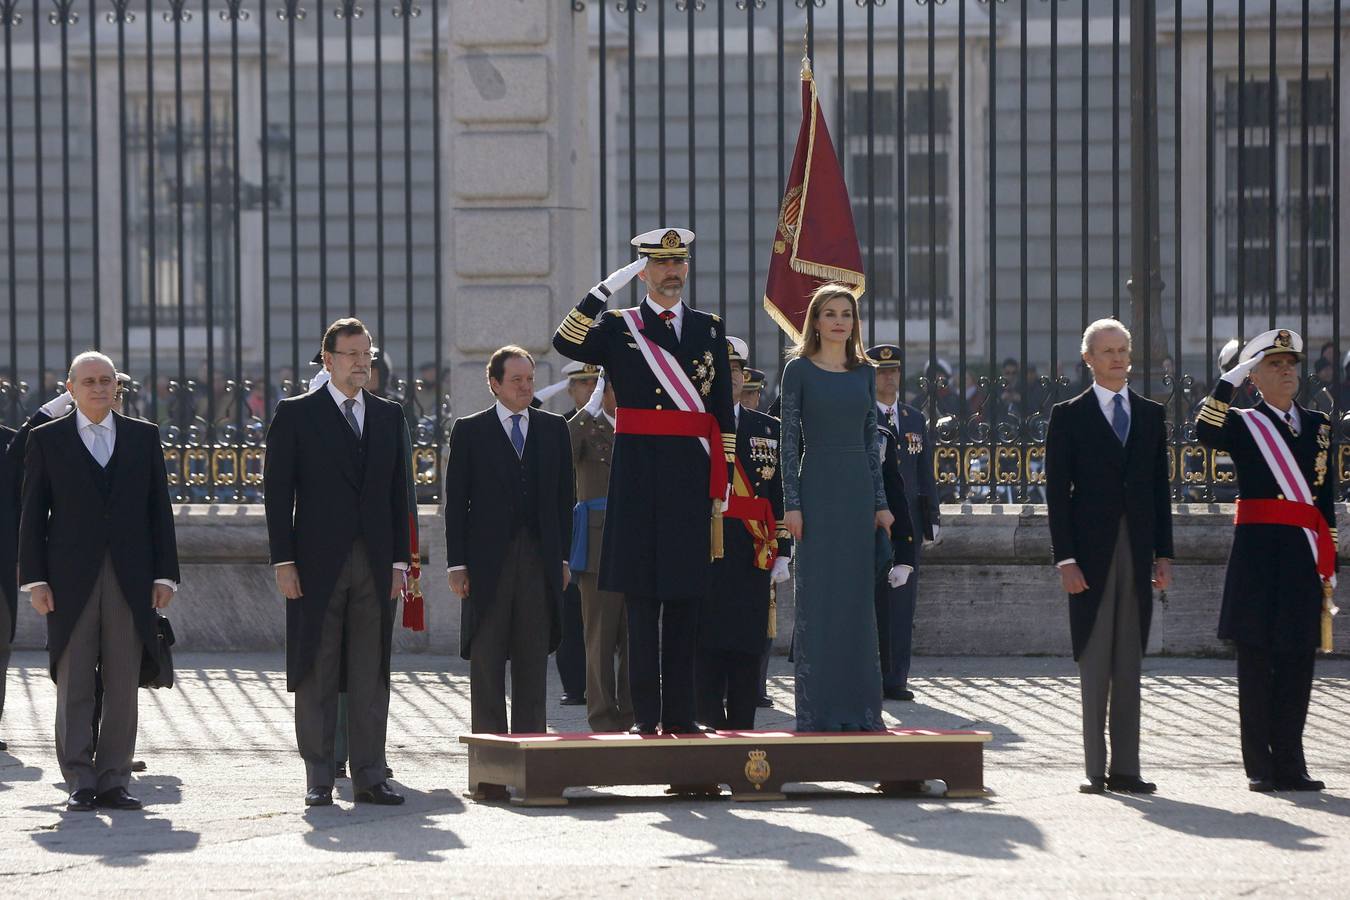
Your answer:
[1196,328,1337,792]
[868,345,940,701]
[552,227,736,735]
[694,338,791,730]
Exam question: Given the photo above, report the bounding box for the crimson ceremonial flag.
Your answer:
[762,57,866,342]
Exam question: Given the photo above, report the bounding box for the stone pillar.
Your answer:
[444,0,591,413]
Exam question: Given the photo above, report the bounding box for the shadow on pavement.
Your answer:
[1111,793,1326,850]
[300,787,467,861]
[27,808,202,864]
[0,751,44,791]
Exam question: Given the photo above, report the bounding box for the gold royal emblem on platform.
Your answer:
[744,749,771,790]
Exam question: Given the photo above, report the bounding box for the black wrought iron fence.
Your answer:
[578,0,1347,502]
[0,0,446,501]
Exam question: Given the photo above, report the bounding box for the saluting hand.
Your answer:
[275,563,303,600]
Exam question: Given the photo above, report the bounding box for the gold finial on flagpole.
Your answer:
[801,27,812,80]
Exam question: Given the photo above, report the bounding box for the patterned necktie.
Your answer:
[510,413,525,458]
[1285,410,1299,437]
[1111,394,1130,445]
[342,397,361,438]
[659,309,676,332]
[90,422,111,467]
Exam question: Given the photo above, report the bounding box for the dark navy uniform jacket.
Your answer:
[1197,380,1338,651]
[553,292,736,599]
[877,400,939,540]
[699,405,792,654]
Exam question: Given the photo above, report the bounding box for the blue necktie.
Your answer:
[1111,394,1130,445]
[510,413,525,458]
[342,397,361,438]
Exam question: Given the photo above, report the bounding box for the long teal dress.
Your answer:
[780,357,888,732]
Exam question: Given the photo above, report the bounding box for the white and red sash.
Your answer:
[1234,407,1332,586]
[619,306,710,455]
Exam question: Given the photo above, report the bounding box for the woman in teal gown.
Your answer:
[780,284,895,732]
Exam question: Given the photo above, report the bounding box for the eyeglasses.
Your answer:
[330,350,376,362]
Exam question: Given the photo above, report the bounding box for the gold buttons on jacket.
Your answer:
[655,404,663,410]
[655,387,663,395]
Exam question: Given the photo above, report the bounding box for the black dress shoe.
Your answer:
[757,696,773,709]
[305,785,334,807]
[0,738,8,751]
[385,766,394,779]
[1274,776,1325,792]
[95,787,143,810]
[1248,777,1276,793]
[335,764,348,780]
[1106,774,1157,794]
[66,788,98,812]
[884,687,915,701]
[661,722,709,735]
[130,760,147,773]
[559,693,587,706]
[1078,776,1107,794]
[355,781,405,805]
[628,723,658,735]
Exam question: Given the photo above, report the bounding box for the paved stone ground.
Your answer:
[2,651,1350,896]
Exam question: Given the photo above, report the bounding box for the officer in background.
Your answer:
[1196,328,1336,792]
[695,338,790,730]
[554,360,599,706]
[868,345,939,701]
[740,368,766,412]
[567,371,633,732]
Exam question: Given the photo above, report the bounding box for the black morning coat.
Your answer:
[0,424,16,641]
[1045,387,1174,660]
[698,406,793,655]
[263,388,411,691]
[18,411,181,678]
[553,293,737,600]
[1196,380,1337,651]
[441,405,574,660]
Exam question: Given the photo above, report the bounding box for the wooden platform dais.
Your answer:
[459,728,993,806]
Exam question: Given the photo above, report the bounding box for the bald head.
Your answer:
[66,351,118,422]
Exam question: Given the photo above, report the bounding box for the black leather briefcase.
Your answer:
[139,614,176,689]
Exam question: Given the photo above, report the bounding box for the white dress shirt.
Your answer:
[327,380,365,434]
[21,409,176,593]
[644,296,684,340]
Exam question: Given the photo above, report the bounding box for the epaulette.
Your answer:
[606,309,625,318]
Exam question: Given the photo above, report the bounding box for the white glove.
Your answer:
[307,368,331,394]
[39,390,74,418]
[595,257,648,298]
[1221,351,1262,386]
[888,565,913,588]
[770,557,791,584]
[723,484,732,506]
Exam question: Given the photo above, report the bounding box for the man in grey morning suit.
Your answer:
[1046,319,1174,795]
[20,352,180,812]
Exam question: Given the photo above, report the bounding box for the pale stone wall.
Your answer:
[13,505,1349,659]
[444,0,591,415]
